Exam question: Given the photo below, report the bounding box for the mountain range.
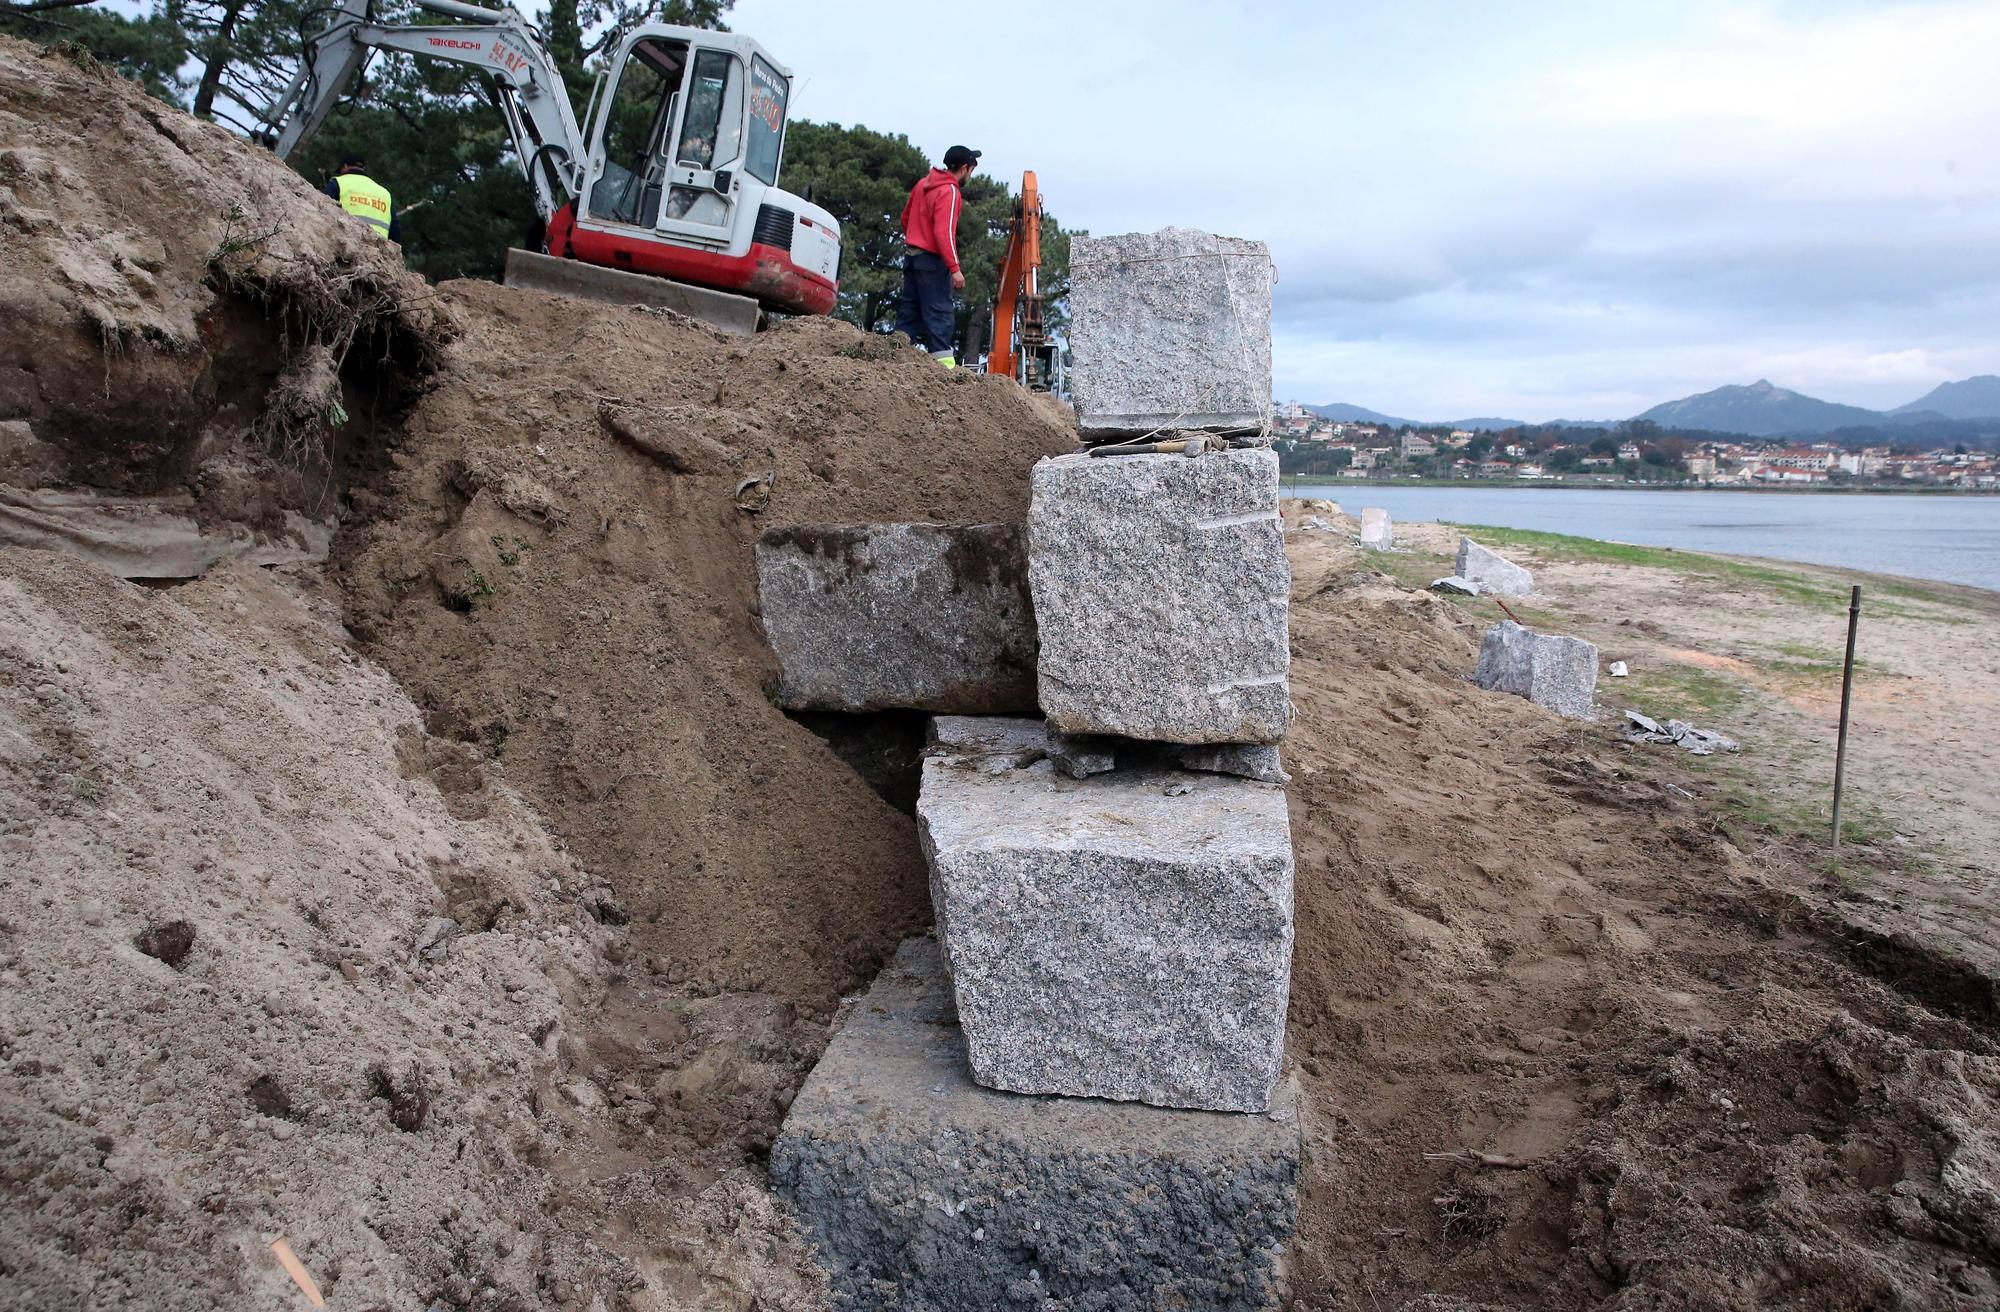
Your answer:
[1301,403,1524,432]
[1303,374,2000,438]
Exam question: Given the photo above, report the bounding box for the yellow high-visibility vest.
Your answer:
[335,172,393,239]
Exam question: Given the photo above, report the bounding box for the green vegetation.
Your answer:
[1447,523,1982,620]
[1622,663,1750,721]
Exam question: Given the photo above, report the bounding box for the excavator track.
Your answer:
[502,249,764,335]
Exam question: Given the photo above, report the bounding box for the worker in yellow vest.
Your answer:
[323,154,400,242]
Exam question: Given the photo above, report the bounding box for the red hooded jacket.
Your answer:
[900,168,964,273]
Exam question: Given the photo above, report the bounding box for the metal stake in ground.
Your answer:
[1831,584,1862,851]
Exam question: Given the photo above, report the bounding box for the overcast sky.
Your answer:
[734,0,2000,420]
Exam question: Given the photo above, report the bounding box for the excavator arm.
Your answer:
[261,0,587,221]
[988,171,1050,389]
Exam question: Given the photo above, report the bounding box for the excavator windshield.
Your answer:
[585,32,763,236]
[588,37,687,226]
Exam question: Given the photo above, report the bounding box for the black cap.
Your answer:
[942,145,981,170]
[338,151,366,169]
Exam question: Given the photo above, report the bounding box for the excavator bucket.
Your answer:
[501,248,763,335]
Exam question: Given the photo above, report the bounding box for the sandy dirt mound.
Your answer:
[1279,536,2000,1309]
[0,548,823,1310]
[0,37,448,558]
[324,282,1074,1301]
[339,280,1076,1014]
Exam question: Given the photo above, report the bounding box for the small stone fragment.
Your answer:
[926,715,1045,765]
[1176,742,1289,784]
[133,920,196,970]
[1430,576,1482,596]
[1043,728,1117,779]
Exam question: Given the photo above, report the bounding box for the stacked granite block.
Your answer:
[769,226,1301,1310]
[1069,228,1275,438]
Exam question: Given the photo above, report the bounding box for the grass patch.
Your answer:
[1363,546,1451,592]
[1447,523,1980,622]
[1621,662,1751,722]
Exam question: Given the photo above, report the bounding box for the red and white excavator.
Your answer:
[261,0,841,328]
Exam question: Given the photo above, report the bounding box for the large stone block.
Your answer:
[771,937,1301,1312]
[1456,537,1534,596]
[918,750,1293,1112]
[1068,228,1274,436]
[756,524,1036,713]
[1475,620,1598,720]
[1028,448,1291,745]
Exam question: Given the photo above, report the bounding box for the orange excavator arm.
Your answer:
[988,171,1047,387]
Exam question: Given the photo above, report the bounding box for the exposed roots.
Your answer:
[207,227,454,500]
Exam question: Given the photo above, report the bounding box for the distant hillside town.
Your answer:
[1272,403,2000,488]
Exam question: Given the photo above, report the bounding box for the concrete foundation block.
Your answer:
[1068,228,1274,437]
[1028,448,1291,745]
[757,524,1036,713]
[918,751,1293,1112]
[1475,620,1598,720]
[1456,537,1534,596]
[771,937,1300,1312]
[1359,507,1394,549]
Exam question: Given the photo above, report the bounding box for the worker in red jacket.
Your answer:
[895,145,979,367]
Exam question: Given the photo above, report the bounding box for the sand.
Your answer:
[1278,531,2000,1309]
[0,36,448,567]
[0,550,824,1309]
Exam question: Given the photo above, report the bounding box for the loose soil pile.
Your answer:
[0,550,823,1309]
[337,279,1079,1013]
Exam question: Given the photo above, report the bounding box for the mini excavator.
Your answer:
[260,0,841,327]
[981,171,1056,390]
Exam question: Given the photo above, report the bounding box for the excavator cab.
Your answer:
[550,25,838,314]
[262,1,839,320]
[587,36,739,236]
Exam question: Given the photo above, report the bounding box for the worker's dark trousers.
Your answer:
[895,250,956,356]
